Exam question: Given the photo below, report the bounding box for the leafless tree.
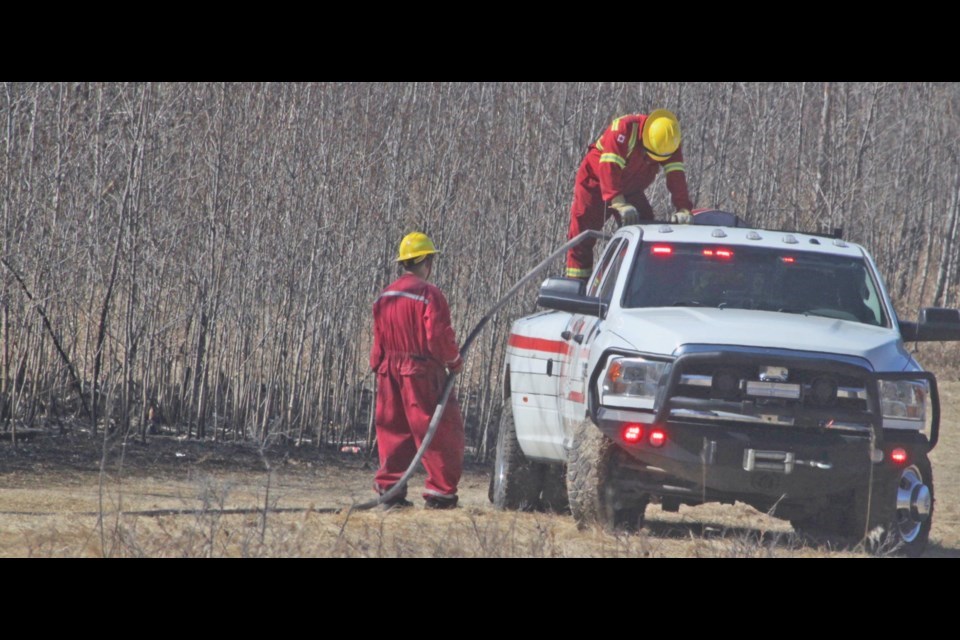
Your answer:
[1,82,957,456]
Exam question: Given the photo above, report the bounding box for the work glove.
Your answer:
[610,195,640,226]
[670,209,693,224]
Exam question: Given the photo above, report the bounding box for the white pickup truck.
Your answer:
[489,211,960,556]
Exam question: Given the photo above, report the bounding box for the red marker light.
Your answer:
[649,428,666,447]
[703,248,734,259]
[652,245,673,256]
[781,256,796,264]
[891,448,908,464]
[622,424,643,443]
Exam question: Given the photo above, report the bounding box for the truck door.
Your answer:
[560,238,630,438]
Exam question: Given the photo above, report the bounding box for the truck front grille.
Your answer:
[659,348,875,431]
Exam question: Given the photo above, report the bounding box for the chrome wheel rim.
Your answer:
[894,465,931,543]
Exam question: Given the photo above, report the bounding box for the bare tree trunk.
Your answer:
[812,82,833,228]
[790,82,806,228]
[934,172,960,306]
[1,83,14,432]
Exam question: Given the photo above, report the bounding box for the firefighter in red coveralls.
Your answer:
[566,109,695,279]
[369,232,465,510]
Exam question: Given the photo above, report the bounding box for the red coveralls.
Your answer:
[566,113,694,278]
[369,272,465,502]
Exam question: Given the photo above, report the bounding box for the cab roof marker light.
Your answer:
[781,256,796,264]
[658,225,674,233]
[652,246,673,255]
[782,234,799,244]
[833,239,848,248]
[703,248,734,259]
[711,229,727,238]
[746,231,762,241]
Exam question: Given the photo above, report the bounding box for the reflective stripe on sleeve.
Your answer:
[663,162,685,174]
[379,290,429,304]
[599,153,626,168]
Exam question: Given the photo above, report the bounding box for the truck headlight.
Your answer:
[600,357,667,409]
[879,379,927,428]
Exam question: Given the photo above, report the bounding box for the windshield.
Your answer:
[623,242,887,326]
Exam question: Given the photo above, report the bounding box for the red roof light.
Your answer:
[652,246,673,256]
[703,248,734,259]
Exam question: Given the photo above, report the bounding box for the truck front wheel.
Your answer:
[566,417,646,532]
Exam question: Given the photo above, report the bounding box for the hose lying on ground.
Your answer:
[346,230,611,513]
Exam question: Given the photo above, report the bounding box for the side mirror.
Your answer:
[537,277,608,318]
[900,307,960,342]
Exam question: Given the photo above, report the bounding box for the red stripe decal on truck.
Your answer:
[508,333,570,355]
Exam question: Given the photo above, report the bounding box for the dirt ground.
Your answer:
[1,380,958,558]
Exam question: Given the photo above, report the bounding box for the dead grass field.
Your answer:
[1,380,958,558]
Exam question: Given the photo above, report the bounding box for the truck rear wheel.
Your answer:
[869,452,934,557]
[792,452,934,557]
[490,400,546,511]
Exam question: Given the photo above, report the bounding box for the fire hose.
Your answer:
[347,229,610,513]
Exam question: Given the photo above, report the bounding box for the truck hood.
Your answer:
[609,308,911,371]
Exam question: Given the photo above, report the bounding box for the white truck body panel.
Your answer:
[505,312,569,459]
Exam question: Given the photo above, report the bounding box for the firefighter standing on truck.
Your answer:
[369,232,465,511]
[566,109,695,280]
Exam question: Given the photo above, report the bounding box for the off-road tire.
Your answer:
[566,417,616,530]
[566,417,649,532]
[490,401,545,511]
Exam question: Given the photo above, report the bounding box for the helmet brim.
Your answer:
[395,249,440,263]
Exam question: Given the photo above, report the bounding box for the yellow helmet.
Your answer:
[396,231,439,263]
[642,109,681,161]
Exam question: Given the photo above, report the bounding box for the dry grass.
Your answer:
[927,379,960,557]
[2,380,959,558]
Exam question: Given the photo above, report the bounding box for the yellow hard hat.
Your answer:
[642,109,681,161]
[396,231,439,263]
